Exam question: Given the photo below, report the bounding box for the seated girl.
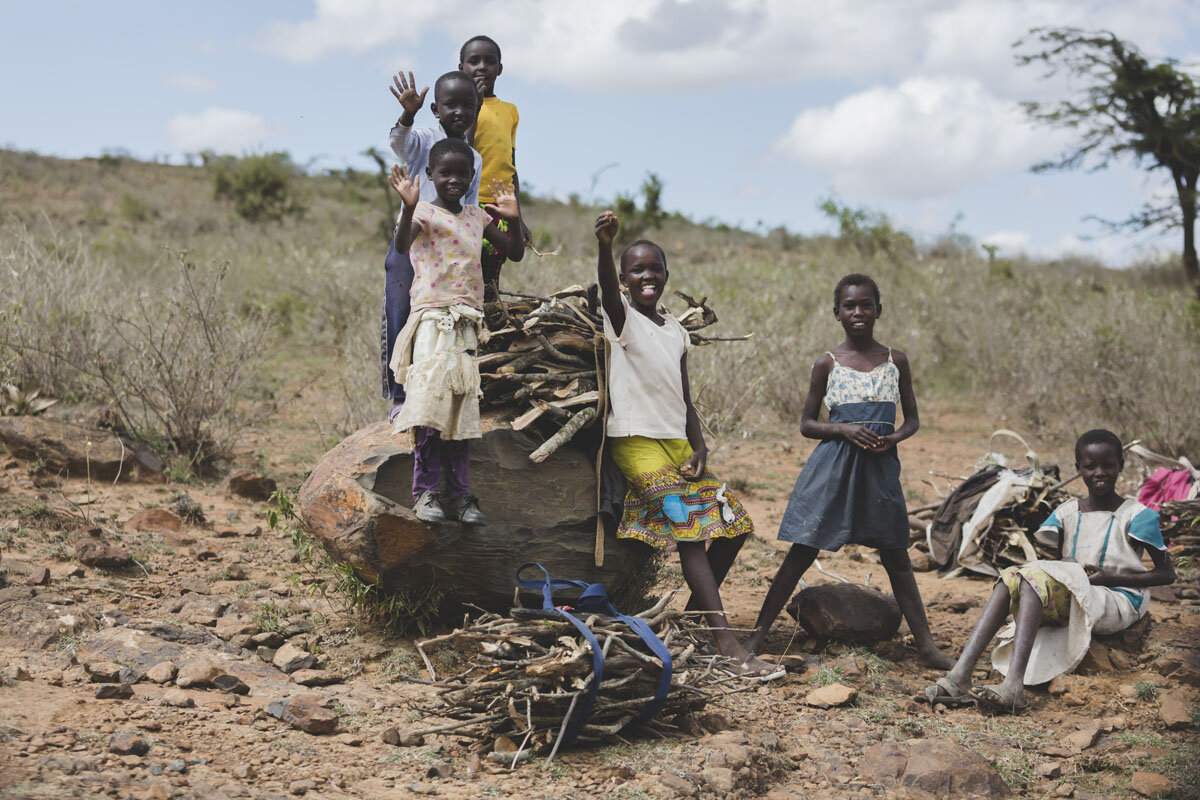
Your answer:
[925,429,1175,713]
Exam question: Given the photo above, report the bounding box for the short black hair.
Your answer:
[834,273,881,305]
[1075,428,1124,465]
[460,35,501,63]
[434,70,478,104]
[620,239,668,272]
[428,137,474,168]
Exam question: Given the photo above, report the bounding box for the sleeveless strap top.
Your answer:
[823,349,900,410]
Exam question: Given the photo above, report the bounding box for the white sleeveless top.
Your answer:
[823,349,900,409]
[602,295,690,439]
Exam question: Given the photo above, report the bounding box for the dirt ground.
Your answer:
[1,399,1197,799]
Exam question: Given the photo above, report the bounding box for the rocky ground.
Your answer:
[1,405,1197,799]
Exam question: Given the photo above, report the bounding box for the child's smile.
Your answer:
[426,152,475,208]
[1078,443,1122,497]
[431,80,478,138]
[835,285,880,336]
[621,244,667,312]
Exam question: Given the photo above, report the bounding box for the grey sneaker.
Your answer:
[413,491,447,524]
[446,494,487,526]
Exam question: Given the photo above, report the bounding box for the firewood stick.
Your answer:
[490,371,597,382]
[529,407,598,463]
[537,334,590,368]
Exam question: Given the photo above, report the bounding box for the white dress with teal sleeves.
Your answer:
[991,498,1165,684]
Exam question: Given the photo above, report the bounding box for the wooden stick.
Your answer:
[529,407,598,463]
[487,371,597,382]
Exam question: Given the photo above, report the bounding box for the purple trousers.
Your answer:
[412,426,471,501]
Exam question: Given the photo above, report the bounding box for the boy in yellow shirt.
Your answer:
[460,35,528,301]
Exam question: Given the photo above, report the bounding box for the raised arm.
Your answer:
[388,164,420,252]
[388,71,429,161]
[594,211,625,336]
[799,355,882,449]
[679,353,708,479]
[482,179,524,262]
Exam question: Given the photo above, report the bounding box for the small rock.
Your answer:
[232,764,256,780]
[656,771,697,798]
[165,758,187,773]
[1065,726,1100,752]
[145,662,177,684]
[227,469,277,502]
[215,526,240,538]
[25,565,50,586]
[190,544,218,561]
[860,742,909,785]
[804,683,857,708]
[75,538,132,568]
[381,726,424,747]
[337,733,363,747]
[1048,675,1072,696]
[249,631,285,648]
[128,508,181,533]
[162,531,195,548]
[407,783,437,796]
[86,661,124,682]
[1148,585,1177,603]
[1054,783,1075,797]
[908,547,935,572]
[272,643,317,674]
[291,669,339,686]
[1036,762,1063,778]
[787,583,901,643]
[268,694,339,734]
[175,659,220,689]
[1129,771,1175,797]
[288,778,316,796]
[212,674,250,695]
[108,732,149,756]
[1077,642,1114,674]
[223,564,248,581]
[161,689,194,708]
[95,683,134,699]
[901,739,1009,798]
[595,765,636,781]
[1159,692,1193,730]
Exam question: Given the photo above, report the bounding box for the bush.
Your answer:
[0,224,274,468]
[209,152,305,223]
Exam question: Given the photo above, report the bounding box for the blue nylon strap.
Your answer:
[514,562,673,742]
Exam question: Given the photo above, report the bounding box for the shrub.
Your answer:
[210,152,305,222]
[118,192,150,222]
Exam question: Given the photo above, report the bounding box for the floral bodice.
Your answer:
[823,350,900,410]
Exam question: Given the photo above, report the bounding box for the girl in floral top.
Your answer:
[746,274,952,669]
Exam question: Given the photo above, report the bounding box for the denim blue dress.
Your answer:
[777,350,909,551]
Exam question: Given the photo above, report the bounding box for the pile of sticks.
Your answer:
[403,590,756,762]
[479,285,742,462]
[1162,498,1200,557]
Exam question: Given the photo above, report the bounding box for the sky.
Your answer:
[3,0,1198,266]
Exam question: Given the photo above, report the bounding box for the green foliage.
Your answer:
[253,601,291,633]
[210,152,306,223]
[1,381,57,416]
[1134,680,1160,701]
[615,172,669,242]
[818,196,915,259]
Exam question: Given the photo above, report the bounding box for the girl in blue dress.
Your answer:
[746,274,952,668]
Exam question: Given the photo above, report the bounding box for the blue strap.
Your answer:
[514,562,673,740]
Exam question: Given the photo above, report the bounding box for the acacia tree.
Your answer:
[1017,27,1200,299]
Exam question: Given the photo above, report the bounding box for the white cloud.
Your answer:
[167,108,271,154]
[258,0,1198,92]
[159,73,217,93]
[981,230,1032,253]
[775,77,1068,199]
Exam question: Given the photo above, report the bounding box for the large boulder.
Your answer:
[0,416,162,481]
[786,582,902,643]
[297,420,651,611]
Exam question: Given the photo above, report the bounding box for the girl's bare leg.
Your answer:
[879,547,954,669]
[975,577,1043,709]
[936,582,1013,694]
[684,535,746,611]
[745,543,819,654]
[677,541,773,674]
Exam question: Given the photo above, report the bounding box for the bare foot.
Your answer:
[917,645,956,670]
[744,626,768,655]
[735,652,780,678]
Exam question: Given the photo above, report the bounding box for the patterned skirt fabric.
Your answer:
[609,436,753,548]
[1000,564,1072,626]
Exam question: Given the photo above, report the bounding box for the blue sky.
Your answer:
[3,0,1198,266]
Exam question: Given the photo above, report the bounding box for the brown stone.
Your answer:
[0,416,162,481]
[860,742,909,785]
[1130,771,1175,797]
[296,420,652,610]
[1065,726,1100,752]
[175,658,220,688]
[787,583,901,643]
[380,726,424,747]
[108,732,149,756]
[24,565,50,586]
[95,683,134,699]
[901,739,1009,798]
[1077,642,1114,674]
[908,547,935,572]
[272,643,317,674]
[268,694,339,734]
[804,683,857,708]
[1159,691,1193,730]
[86,661,124,682]
[226,469,277,502]
[161,531,195,548]
[290,669,340,686]
[74,537,132,568]
[161,688,194,708]
[127,509,181,533]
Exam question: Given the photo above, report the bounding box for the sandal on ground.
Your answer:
[970,684,1028,715]
[915,677,975,706]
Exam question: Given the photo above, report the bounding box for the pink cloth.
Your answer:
[1137,468,1194,511]
[409,202,490,312]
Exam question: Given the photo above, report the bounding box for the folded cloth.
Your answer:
[389,304,484,440]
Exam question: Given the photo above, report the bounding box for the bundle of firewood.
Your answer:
[403,590,757,762]
[1162,498,1200,556]
[479,286,742,462]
